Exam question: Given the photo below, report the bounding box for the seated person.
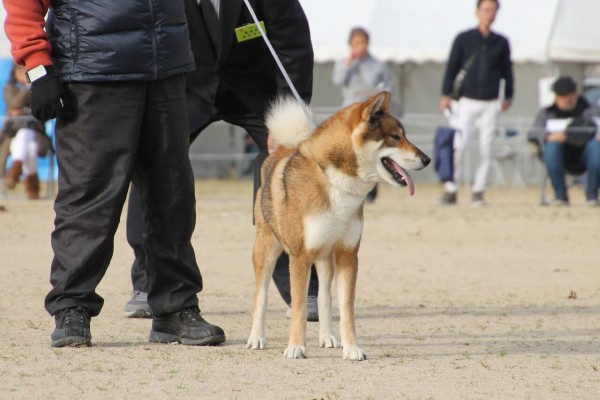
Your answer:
[1,64,49,199]
[528,76,600,206]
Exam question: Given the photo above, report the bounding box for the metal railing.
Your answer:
[188,110,546,186]
[6,110,593,198]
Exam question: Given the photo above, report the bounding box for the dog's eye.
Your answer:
[391,134,402,141]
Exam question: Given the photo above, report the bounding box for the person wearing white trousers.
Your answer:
[10,127,39,176]
[438,0,513,205]
[5,126,41,198]
[3,63,45,199]
[444,98,500,198]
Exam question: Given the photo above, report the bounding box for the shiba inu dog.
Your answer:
[246,91,430,360]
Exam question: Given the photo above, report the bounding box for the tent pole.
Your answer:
[544,0,562,72]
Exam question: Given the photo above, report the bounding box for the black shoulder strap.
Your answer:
[461,43,484,73]
[451,43,484,99]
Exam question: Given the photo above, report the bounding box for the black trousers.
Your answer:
[45,75,202,317]
[127,88,318,305]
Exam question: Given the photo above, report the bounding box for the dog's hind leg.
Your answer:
[335,247,366,361]
[316,255,337,349]
[246,230,282,351]
[283,253,313,359]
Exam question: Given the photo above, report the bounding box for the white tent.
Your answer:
[0,6,11,58]
[2,1,599,64]
[301,0,600,65]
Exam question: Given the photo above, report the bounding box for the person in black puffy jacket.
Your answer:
[4,0,225,348]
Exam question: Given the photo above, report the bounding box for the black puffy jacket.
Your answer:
[46,0,194,82]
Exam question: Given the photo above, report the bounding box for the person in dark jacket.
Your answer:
[4,0,224,347]
[438,0,514,206]
[124,0,320,322]
[528,76,600,206]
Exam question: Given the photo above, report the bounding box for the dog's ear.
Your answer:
[362,91,391,120]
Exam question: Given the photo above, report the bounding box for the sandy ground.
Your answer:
[1,180,599,400]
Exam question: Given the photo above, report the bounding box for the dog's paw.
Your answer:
[319,334,338,348]
[245,336,267,350]
[343,347,367,361]
[283,346,307,359]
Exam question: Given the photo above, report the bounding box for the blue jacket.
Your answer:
[46,0,194,82]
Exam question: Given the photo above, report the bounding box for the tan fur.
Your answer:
[246,92,430,360]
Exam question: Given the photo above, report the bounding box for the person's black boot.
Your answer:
[149,307,226,346]
[51,306,92,348]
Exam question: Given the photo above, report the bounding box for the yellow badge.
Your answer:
[235,21,266,42]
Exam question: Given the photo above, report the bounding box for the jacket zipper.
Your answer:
[477,43,487,98]
[148,0,158,79]
[69,7,79,71]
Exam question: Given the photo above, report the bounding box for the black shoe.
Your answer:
[149,307,226,346]
[440,191,457,205]
[51,306,92,348]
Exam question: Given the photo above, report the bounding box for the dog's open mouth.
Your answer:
[381,157,415,195]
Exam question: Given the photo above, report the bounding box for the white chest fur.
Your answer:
[303,167,367,253]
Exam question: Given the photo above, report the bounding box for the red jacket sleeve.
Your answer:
[3,0,52,69]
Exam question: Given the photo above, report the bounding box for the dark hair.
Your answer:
[7,64,24,86]
[477,0,499,9]
[348,27,369,44]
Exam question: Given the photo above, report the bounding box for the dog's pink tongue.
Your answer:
[394,164,415,196]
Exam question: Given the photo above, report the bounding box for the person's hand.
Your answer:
[501,100,512,112]
[345,51,358,66]
[546,131,567,143]
[439,95,452,114]
[30,67,71,120]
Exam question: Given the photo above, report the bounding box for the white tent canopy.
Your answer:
[2,1,599,64]
[0,7,10,59]
[301,0,600,64]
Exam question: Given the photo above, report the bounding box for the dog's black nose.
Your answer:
[421,154,431,166]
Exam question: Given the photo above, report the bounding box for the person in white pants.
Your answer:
[3,63,45,199]
[438,0,513,205]
[7,127,39,194]
[444,98,500,199]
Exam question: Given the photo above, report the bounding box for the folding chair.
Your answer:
[491,127,527,187]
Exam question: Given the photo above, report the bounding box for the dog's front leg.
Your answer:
[283,254,312,359]
[246,233,281,350]
[335,248,366,361]
[315,256,337,348]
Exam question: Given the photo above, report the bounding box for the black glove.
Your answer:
[30,67,71,120]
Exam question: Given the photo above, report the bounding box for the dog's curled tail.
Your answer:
[266,96,315,149]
